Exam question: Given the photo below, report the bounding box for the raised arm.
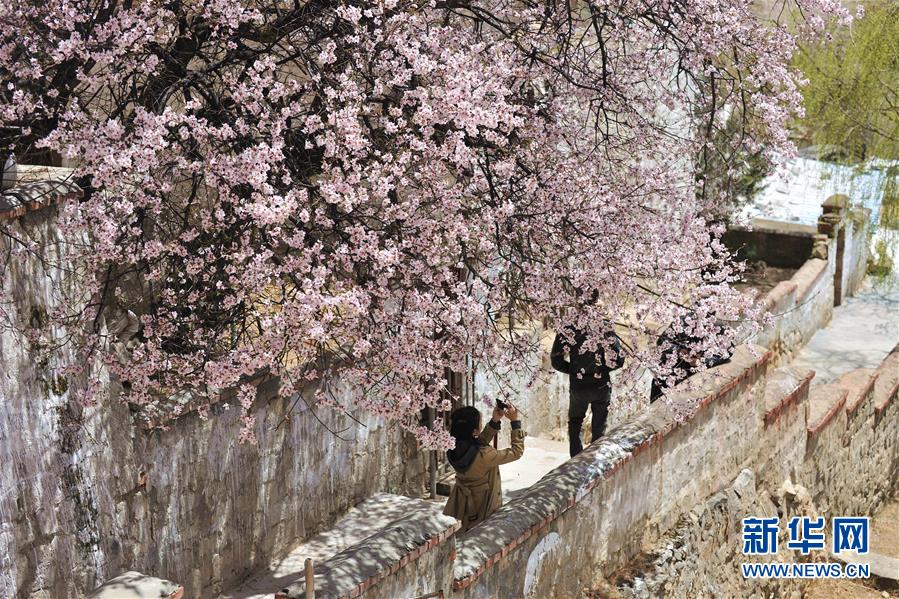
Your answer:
[478,405,505,446]
[479,418,500,446]
[480,424,525,467]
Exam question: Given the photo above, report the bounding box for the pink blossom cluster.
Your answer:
[0,0,848,447]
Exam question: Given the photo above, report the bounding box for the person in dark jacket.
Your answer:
[551,327,624,457]
[443,405,524,532]
[649,322,733,403]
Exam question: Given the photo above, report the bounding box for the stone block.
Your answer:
[816,213,842,237]
[821,193,849,214]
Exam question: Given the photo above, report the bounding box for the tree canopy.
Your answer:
[0,0,847,445]
[794,2,899,162]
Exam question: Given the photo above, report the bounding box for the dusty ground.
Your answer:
[805,579,893,599]
[870,498,899,560]
[733,262,799,295]
[808,495,899,599]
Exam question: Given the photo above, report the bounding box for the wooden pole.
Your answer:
[427,405,437,499]
[305,558,315,599]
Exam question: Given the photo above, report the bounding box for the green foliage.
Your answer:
[866,165,898,281]
[868,237,895,280]
[795,3,899,162]
[879,164,899,230]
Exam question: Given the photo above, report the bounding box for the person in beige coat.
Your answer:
[443,404,525,532]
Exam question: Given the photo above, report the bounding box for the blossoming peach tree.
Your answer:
[0,0,847,446]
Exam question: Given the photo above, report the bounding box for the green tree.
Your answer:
[794,3,899,162]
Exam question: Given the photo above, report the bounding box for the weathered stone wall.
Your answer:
[607,469,808,599]
[2,175,888,599]
[802,347,899,518]
[752,199,869,365]
[818,196,870,307]
[610,348,898,599]
[0,201,428,597]
[755,367,814,489]
[754,256,834,365]
[844,208,871,298]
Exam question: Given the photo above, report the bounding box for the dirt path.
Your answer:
[807,494,899,598]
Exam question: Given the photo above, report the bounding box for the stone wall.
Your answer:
[753,257,834,364]
[842,209,871,300]
[0,189,429,597]
[610,346,897,598]
[606,469,808,599]
[279,499,459,599]
[818,195,871,306]
[2,173,888,599]
[444,347,896,599]
[325,340,897,599]
[752,197,870,364]
[723,221,816,269]
[802,347,899,518]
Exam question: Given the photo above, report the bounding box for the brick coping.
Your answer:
[873,346,899,427]
[842,370,878,419]
[759,255,828,322]
[0,178,82,222]
[340,523,459,599]
[873,381,897,428]
[794,258,829,303]
[763,280,798,313]
[452,345,771,590]
[807,388,848,437]
[279,517,459,599]
[764,370,814,427]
